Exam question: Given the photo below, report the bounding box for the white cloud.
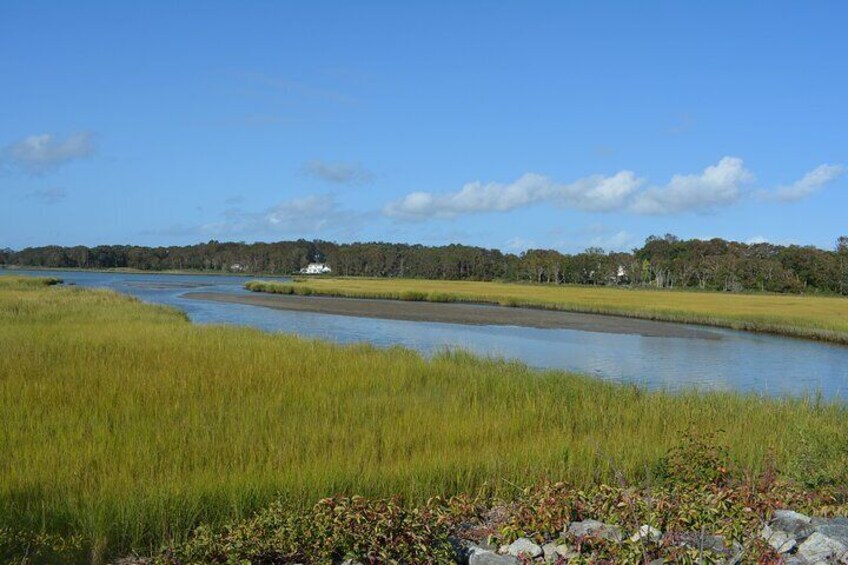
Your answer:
[384,171,643,219]
[302,159,374,184]
[629,157,754,215]
[385,157,845,221]
[769,164,844,202]
[2,132,95,174]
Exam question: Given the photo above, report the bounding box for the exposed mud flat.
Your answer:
[184,291,722,340]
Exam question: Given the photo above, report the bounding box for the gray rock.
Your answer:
[796,531,848,563]
[723,546,744,565]
[566,519,624,542]
[449,537,475,564]
[761,524,797,553]
[816,523,848,546]
[774,509,812,523]
[505,537,542,558]
[675,532,730,554]
[630,524,662,542]
[824,517,848,527]
[772,509,815,538]
[468,546,521,565]
[541,543,558,563]
[555,544,577,559]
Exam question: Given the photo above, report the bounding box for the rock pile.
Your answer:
[458,510,848,564]
[761,510,848,564]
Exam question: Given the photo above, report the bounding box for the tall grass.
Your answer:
[246,278,848,344]
[1,276,847,561]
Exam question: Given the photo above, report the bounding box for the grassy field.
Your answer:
[247,277,848,344]
[2,276,848,561]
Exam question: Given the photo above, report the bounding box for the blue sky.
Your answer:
[1,1,846,253]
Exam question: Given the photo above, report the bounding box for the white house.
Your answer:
[300,263,332,275]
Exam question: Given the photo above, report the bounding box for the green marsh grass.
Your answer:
[246,277,848,343]
[1,276,847,560]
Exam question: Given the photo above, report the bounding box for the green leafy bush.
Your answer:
[162,496,456,564]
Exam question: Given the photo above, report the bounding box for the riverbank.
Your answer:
[3,276,848,562]
[1,265,287,278]
[185,291,720,339]
[246,278,848,345]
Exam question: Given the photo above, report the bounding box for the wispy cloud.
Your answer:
[206,195,340,235]
[664,113,695,136]
[505,236,537,252]
[586,230,634,251]
[1,132,95,174]
[302,159,374,184]
[27,187,67,204]
[224,195,246,206]
[151,195,370,240]
[768,164,844,202]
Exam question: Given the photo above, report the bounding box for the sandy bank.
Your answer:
[184,291,722,340]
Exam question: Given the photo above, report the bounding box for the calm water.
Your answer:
[5,269,848,398]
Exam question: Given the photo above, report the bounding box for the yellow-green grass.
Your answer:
[1,276,847,560]
[247,278,848,344]
[0,274,63,288]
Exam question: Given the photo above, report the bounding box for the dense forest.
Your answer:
[3,235,848,295]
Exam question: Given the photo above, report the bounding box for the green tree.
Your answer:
[838,236,848,295]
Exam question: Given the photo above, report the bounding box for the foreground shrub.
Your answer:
[162,496,456,564]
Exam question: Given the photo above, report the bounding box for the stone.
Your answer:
[816,523,848,546]
[676,532,730,554]
[505,537,542,558]
[796,531,848,563]
[630,524,662,542]
[541,543,558,563]
[449,537,476,563]
[760,524,797,554]
[566,519,624,542]
[468,546,521,565]
[723,546,744,565]
[772,509,815,538]
[555,544,578,559]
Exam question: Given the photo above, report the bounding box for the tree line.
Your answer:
[2,236,848,295]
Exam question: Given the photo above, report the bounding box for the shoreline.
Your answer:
[0,265,292,278]
[243,280,848,346]
[184,291,722,339]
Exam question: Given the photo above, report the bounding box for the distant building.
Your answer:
[300,263,332,275]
